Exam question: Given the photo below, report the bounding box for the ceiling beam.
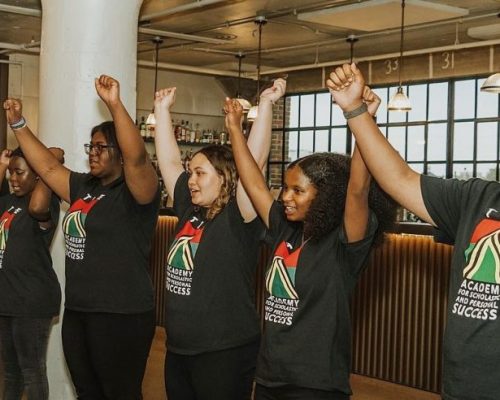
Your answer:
[138,27,229,45]
[140,0,226,23]
[138,59,239,77]
[0,4,41,17]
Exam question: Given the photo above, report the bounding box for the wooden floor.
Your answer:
[0,327,440,399]
[143,327,441,400]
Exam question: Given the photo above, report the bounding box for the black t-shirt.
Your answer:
[421,175,500,400]
[0,193,61,317]
[165,172,263,354]
[256,201,378,393]
[62,172,159,313]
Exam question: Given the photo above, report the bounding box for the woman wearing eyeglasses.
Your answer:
[3,75,160,399]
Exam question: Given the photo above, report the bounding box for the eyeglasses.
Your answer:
[83,143,115,155]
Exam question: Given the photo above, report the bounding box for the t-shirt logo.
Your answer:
[166,216,204,296]
[62,193,104,261]
[266,241,300,300]
[451,215,500,321]
[264,241,302,326]
[0,206,21,269]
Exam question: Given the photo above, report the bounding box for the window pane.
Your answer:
[408,84,427,122]
[453,163,473,180]
[407,125,425,162]
[477,122,498,160]
[409,163,424,174]
[299,95,314,127]
[454,80,475,119]
[315,130,329,152]
[453,122,474,161]
[286,96,299,128]
[331,128,347,154]
[477,163,497,181]
[477,79,499,118]
[427,163,446,178]
[287,131,298,161]
[387,126,406,158]
[316,93,331,126]
[373,87,388,124]
[299,130,314,158]
[429,82,448,121]
[427,123,447,161]
[331,101,345,126]
[388,86,408,123]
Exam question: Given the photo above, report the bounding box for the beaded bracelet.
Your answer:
[10,116,27,130]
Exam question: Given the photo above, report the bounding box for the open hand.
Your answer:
[223,98,244,131]
[154,87,176,111]
[326,63,365,112]
[260,78,287,104]
[0,149,12,167]
[95,75,120,106]
[3,98,23,125]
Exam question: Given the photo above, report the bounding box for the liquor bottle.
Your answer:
[220,130,227,145]
[183,149,192,171]
[181,121,188,142]
[139,116,146,138]
[174,120,181,140]
[189,122,196,143]
[195,123,201,143]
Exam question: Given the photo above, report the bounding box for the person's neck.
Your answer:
[99,170,122,186]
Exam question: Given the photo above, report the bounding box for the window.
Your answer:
[269,76,500,186]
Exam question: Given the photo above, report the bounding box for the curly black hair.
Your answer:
[288,152,397,246]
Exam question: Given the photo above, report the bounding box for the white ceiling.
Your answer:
[0,0,499,75]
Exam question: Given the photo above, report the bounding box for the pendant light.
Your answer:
[247,15,267,122]
[388,0,411,112]
[146,36,163,126]
[346,34,358,64]
[481,73,500,93]
[235,52,252,112]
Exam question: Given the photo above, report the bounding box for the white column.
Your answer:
[38,1,143,398]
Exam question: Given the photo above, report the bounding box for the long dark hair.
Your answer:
[288,152,396,245]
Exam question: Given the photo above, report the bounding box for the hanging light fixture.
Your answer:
[481,73,500,93]
[146,36,163,126]
[346,34,358,64]
[388,0,411,112]
[235,52,252,112]
[247,15,267,122]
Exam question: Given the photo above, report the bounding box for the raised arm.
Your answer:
[3,99,71,203]
[235,78,287,222]
[225,99,274,227]
[0,150,11,191]
[343,86,379,242]
[95,75,158,204]
[153,88,184,199]
[327,63,434,225]
[29,147,64,229]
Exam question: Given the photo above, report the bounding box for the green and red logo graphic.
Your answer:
[167,218,204,271]
[266,241,301,300]
[62,195,102,238]
[463,217,500,284]
[0,207,18,252]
